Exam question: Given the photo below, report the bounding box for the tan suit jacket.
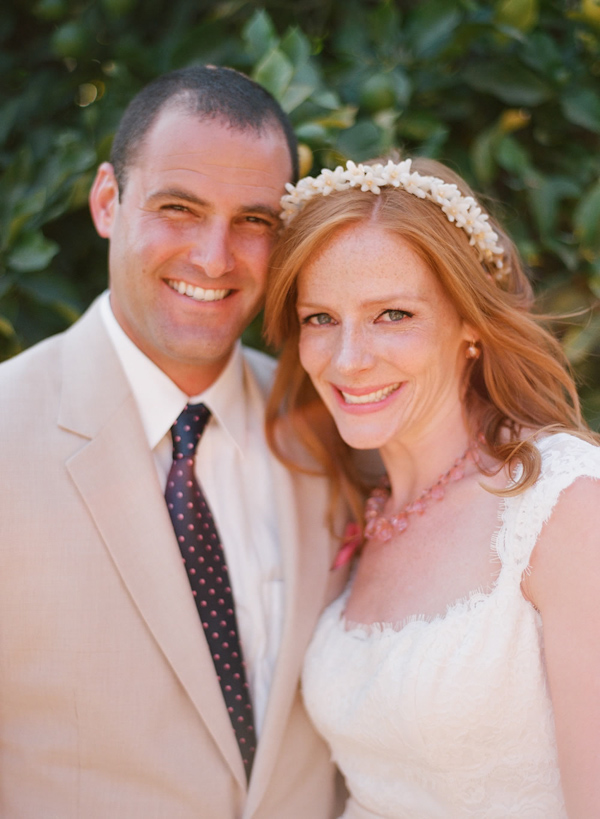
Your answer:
[0,300,345,818]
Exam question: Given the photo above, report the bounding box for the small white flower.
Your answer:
[359,167,381,194]
[319,166,348,194]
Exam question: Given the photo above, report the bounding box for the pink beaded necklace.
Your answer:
[363,446,478,543]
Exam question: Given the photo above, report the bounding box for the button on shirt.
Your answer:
[99,292,283,733]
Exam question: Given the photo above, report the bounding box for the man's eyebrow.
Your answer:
[146,188,209,207]
[146,188,281,220]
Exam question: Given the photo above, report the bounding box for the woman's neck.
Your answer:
[379,409,474,511]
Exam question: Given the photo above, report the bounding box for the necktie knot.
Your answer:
[171,403,211,459]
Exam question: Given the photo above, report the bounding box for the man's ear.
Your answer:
[89,162,119,239]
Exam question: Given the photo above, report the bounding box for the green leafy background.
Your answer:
[3,0,600,423]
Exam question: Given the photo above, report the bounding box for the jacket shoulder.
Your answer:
[0,332,65,403]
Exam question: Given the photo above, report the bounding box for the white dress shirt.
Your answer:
[99,292,283,733]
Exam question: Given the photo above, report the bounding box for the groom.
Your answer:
[0,66,344,818]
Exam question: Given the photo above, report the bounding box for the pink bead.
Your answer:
[407,499,426,515]
[390,513,409,532]
[372,517,394,542]
[431,484,445,500]
[371,487,388,499]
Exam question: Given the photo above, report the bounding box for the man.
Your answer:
[0,66,344,818]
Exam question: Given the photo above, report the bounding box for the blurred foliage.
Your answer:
[2,0,600,422]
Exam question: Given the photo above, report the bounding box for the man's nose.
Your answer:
[188,220,234,278]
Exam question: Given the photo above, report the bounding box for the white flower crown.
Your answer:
[280,159,505,275]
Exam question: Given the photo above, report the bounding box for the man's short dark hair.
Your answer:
[110,65,299,194]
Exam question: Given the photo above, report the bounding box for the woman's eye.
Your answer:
[378,309,412,323]
[302,313,334,326]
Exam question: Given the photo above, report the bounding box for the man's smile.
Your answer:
[166,278,231,302]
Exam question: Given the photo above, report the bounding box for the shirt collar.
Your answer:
[99,291,248,453]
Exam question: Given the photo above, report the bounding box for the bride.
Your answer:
[264,156,600,818]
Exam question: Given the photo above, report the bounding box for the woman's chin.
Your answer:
[337,425,391,451]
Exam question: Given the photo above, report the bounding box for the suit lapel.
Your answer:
[58,302,246,788]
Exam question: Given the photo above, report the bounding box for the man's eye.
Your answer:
[302,313,334,326]
[378,309,412,323]
[245,215,270,225]
[162,204,190,213]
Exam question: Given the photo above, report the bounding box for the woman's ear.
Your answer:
[89,162,119,239]
[461,322,480,345]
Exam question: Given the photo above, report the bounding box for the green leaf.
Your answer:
[336,120,383,161]
[396,110,445,141]
[0,314,15,339]
[496,135,531,176]
[7,232,59,274]
[17,274,81,321]
[562,314,600,365]
[294,123,329,144]
[470,125,503,185]
[561,87,600,134]
[311,89,340,110]
[311,105,357,129]
[368,0,402,54]
[574,181,600,254]
[253,48,294,101]
[243,10,278,61]
[495,0,539,32]
[3,190,47,250]
[406,0,462,58]
[390,68,412,107]
[0,275,12,299]
[528,175,581,238]
[359,73,397,113]
[280,27,311,66]
[280,83,315,114]
[462,62,552,105]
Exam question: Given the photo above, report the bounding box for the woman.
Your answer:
[264,156,600,818]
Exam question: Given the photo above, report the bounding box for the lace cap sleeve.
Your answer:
[497,433,600,573]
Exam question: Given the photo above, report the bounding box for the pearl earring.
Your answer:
[466,341,480,360]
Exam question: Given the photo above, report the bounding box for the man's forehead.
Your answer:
[143,107,288,161]
[132,110,292,193]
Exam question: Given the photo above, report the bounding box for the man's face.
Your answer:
[89,106,293,393]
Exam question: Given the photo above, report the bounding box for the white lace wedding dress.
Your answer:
[302,434,600,818]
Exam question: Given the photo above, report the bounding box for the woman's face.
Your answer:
[296,223,474,452]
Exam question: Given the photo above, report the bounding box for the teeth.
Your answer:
[168,279,230,302]
[341,383,400,405]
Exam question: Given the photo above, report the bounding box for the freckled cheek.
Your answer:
[299,334,330,383]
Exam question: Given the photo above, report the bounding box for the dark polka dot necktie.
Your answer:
[165,403,256,780]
